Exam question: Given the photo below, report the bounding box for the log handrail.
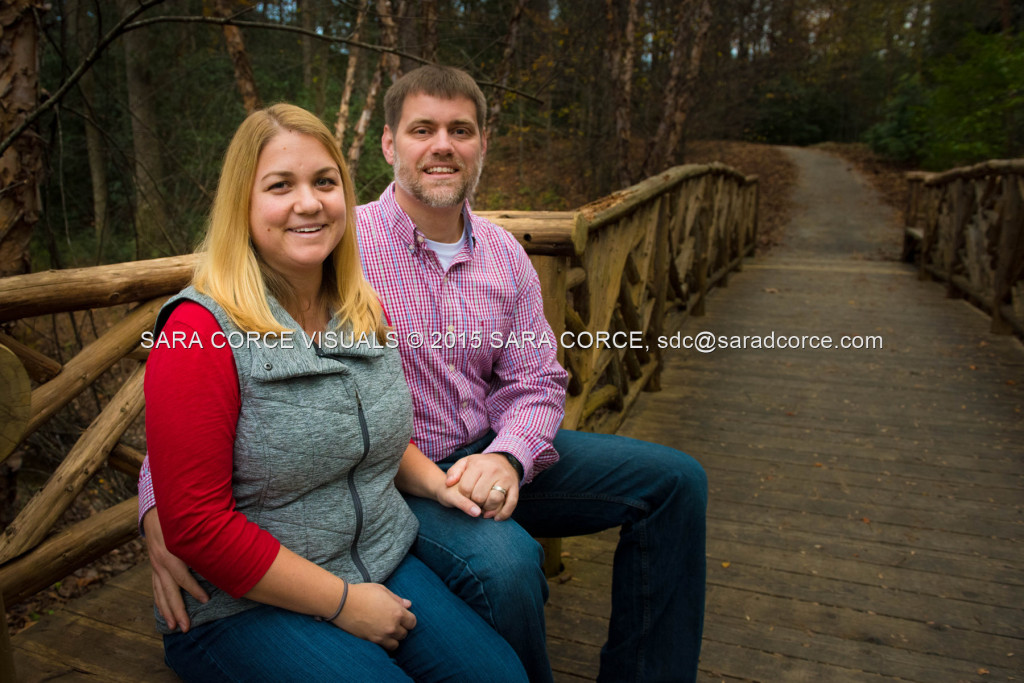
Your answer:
[0,164,758,644]
[905,158,1024,337]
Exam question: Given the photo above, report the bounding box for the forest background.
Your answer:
[2,0,1022,276]
[1,0,1022,631]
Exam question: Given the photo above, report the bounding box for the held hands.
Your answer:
[445,452,520,521]
[142,508,209,632]
[334,583,416,651]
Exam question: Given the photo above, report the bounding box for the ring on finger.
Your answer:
[490,484,508,496]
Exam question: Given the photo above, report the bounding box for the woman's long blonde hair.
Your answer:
[193,103,384,339]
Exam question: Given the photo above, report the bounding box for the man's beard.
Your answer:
[394,151,483,209]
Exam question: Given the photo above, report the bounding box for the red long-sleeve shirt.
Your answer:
[144,302,279,597]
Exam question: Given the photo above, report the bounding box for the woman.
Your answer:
[145,103,527,682]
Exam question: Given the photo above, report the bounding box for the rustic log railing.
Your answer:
[0,163,757,676]
[903,159,1024,336]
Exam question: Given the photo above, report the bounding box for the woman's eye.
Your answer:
[316,177,338,187]
[268,181,288,190]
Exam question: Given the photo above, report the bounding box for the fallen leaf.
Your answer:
[721,561,731,568]
[861,517,871,524]
[763,287,779,294]
[978,668,989,675]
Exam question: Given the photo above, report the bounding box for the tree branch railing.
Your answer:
[0,163,757,673]
[903,159,1024,337]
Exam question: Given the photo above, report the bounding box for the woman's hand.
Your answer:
[334,583,417,651]
[143,508,209,632]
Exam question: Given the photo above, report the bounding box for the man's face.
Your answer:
[383,92,486,209]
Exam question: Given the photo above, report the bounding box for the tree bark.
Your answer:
[0,0,45,277]
[70,0,110,263]
[215,0,262,115]
[378,0,403,83]
[334,0,371,146]
[485,0,527,143]
[117,0,171,258]
[607,0,638,189]
[422,0,438,63]
[643,0,713,177]
[347,0,401,180]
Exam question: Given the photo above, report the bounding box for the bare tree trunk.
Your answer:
[117,0,171,258]
[347,0,401,180]
[215,0,262,115]
[643,0,712,177]
[379,0,403,83]
[334,0,371,145]
[347,59,385,181]
[300,0,314,91]
[397,0,419,75]
[485,0,527,143]
[0,0,45,277]
[70,0,109,263]
[607,0,638,189]
[422,0,438,62]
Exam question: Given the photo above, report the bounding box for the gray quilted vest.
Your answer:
[151,286,418,633]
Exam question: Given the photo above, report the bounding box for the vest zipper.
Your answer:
[348,388,372,582]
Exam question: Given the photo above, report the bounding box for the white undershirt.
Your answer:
[423,227,468,271]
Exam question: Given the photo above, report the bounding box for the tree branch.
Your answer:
[0,0,167,158]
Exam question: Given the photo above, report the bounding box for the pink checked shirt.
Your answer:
[357,185,567,483]
[138,184,567,518]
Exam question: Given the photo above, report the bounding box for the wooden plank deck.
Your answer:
[10,147,1024,681]
[547,148,1024,681]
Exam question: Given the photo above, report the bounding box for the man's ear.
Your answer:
[382,126,395,165]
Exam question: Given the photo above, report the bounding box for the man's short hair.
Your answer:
[384,65,487,133]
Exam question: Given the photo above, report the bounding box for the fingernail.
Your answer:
[471,506,481,516]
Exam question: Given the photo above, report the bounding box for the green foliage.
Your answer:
[866,30,1024,170]
[864,73,929,163]
[922,31,1024,169]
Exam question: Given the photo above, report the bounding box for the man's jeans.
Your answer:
[162,554,527,682]
[405,428,708,683]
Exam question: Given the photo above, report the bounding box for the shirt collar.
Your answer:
[379,182,477,254]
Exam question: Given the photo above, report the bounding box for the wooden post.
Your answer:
[991,174,1023,334]
[0,592,15,683]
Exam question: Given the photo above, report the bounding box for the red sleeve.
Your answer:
[145,302,280,598]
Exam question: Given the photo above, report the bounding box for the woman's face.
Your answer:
[249,130,346,284]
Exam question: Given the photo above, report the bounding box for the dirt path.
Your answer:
[612,146,1024,681]
[780,146,902,260]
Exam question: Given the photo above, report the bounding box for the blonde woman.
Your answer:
[145,104,526,682]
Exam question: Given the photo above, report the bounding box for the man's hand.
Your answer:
[445,452,520,521]
[143,508,209,632]
[334,583,417,651]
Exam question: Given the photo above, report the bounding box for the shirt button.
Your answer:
[264,363,273,371]
[447,324,455,332]
[448,364,455,371]
[461,401,468,408]
[416,235,425,244]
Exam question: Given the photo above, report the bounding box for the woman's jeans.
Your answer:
[406,428,708,683]
[163,554,527,682]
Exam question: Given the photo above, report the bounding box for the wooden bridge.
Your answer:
[2,150,1022,681]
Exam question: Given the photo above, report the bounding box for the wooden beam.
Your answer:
[0,332,61,383]
[0,366,146,564]
[25,298,161,441]
[0,255,194,322]
[0,344,30,464]
[475,211,576,255]
[0,498,138,606]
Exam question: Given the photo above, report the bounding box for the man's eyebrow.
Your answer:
[406,117,476,129]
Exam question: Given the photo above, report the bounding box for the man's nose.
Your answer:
[430,130,454,155]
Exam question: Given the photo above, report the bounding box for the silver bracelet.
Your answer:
[315,580,349,622]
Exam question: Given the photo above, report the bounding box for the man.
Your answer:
[140,65,707,682]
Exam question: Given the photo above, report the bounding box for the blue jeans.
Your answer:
[163,554,527,682]
[406,429,708,683]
